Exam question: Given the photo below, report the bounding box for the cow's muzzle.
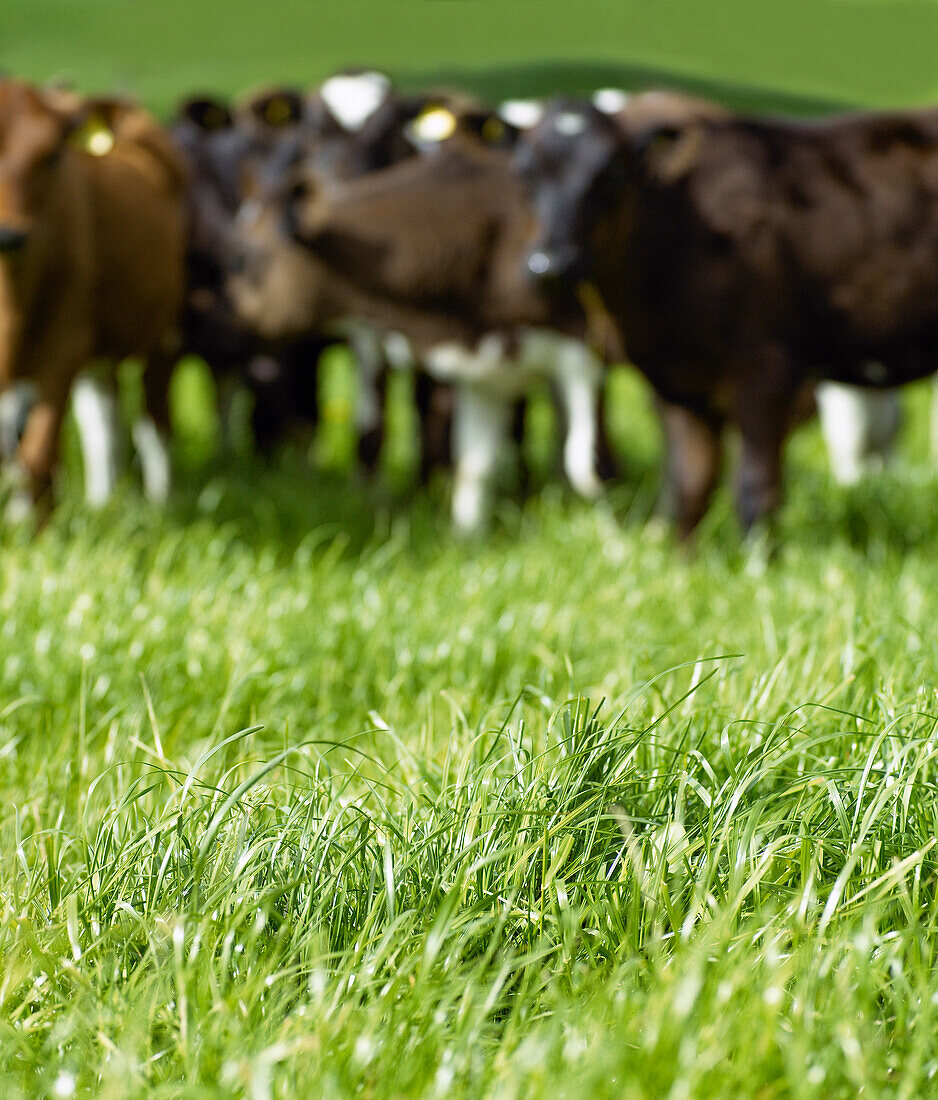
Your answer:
[524,244,582,287]
[0,226,28,255]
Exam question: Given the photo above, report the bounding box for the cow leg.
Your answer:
[594,382,618,482]
[735,401,789,536]
[867,387,902,466]
[415,372,453,482]
[134,353,174,505]
[11,385,69,520]
[350,327,387,475]
[0,381,36,461]
[6,317,92,519]
[451,384,513,535]
[658,400,724,541]
[813,382,901,486]
[248,355,291,457]
[552,341,604,500]
[511,397,532,497]
[71,373,121,507]
[215,371,242,457]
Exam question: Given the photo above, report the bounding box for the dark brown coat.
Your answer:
[517,95,938,536]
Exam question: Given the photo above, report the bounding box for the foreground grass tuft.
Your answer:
[0,368,937,1096]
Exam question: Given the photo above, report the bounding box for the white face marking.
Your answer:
[592,88,630,115]
[554,111,588,137]
[319,71,391,132]
[497,99,544,130]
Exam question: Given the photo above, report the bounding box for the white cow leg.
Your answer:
[132,416,171,505]
[554,342,603,500]
[816,382,869,485]
[866,387,901,468]
[452,384,513,535]
[71,374,121,508]
[349,326,387,472]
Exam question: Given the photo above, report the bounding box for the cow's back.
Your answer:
[614,108,938,391]
[304,141,553,333]
[82,115,187,357]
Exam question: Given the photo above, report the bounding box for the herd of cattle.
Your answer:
[0,68,933,539]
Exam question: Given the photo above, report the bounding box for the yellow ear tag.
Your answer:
[264,97,294,126]
[413,106,457,144]
[481,116,505,144]
[74,117,115,157]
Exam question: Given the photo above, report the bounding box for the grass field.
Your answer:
[0,361,937,1098]
[7,2,938,1096]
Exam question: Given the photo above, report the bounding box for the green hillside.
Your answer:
[4,0,938,115]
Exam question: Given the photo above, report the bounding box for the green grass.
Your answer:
[0,360,936,1097]
[7,4,938,1094]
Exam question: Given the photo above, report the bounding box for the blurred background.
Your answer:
[6,0,938,509]
[6,0,938,119]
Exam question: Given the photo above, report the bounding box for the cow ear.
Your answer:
[179,97,233,132]
[40,85,86,126]
[69,111,117,156]
[635,122,703,182]
[246,89,305,129]
[41,90,119,156]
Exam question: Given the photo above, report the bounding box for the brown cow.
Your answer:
[228,118,609,532]
[0,78,186,515]
[514,94,938,538]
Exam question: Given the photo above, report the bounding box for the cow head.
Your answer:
[239,87,305,137]
[172,95,253,215]
[304,70,419,181]
[0,78,91,255]
[512,97,629,287]
[514,91,721,289]
[226,167,327,343]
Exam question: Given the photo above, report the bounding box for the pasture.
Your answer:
[6,2,938,1097]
